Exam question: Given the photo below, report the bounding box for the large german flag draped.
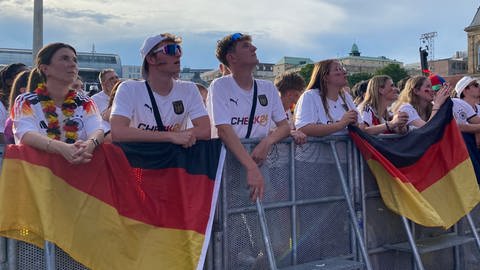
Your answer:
[349,99,480,228]
[0,139,225,270]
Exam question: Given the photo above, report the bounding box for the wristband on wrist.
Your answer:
[90,138,100,147]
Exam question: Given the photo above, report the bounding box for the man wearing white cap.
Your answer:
[110,33,210,146]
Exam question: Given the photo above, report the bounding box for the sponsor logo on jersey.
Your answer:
[230,114,269,126]
[144,104,153,113]
[137,123,181,132]
[229,98,238,106]
[258,95,268,106]
[172,100,184,115]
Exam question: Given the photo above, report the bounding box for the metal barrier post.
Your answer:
[401,217,425,270]
[289,140,298,266]
[0,238,6,266]
[44,241,56,270]
[329,141,372,270]
[256,199,277,270]
[466,213,480,250]
[6,239,17,270]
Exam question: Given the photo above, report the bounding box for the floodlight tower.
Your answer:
[420,32,438,62]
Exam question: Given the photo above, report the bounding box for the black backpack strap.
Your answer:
[145,81,166,131]
[245,80,258,139]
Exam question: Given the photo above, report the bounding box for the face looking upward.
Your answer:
[381,79,399,102]
[147,41,182,76]
[326,61,347,88]
[415,78,435,102]
[228,40,258,67]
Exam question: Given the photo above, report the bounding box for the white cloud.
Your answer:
[0,0,478,67]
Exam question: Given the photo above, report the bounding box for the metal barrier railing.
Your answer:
[1,137,480,269]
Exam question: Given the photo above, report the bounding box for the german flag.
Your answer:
[0,140,225,270]
[349,99,480,228]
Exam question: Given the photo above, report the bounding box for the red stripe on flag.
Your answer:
[350,120,469,192]
[5,144,215,234]
[398,121,469,191]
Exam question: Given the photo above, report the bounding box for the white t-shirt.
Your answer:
[12,92,103,143]
[207,75,286,138]
[91,90,111,133]
[294,89,360,135]
[0,102,7,133]
[397,103,421,128]
[359,104,392,127]
[452,98,476,125]
[111,79,207,132]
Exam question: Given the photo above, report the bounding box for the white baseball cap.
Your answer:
[140,34,168,79]
[455,76,477,97]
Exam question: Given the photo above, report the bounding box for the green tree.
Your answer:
[299,64,314,85]
[374,63,409,84]
[348,72,372,87]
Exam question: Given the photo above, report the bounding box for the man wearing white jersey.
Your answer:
[207,33,290,201]
[91,69,119,135]
[110,33,210,146]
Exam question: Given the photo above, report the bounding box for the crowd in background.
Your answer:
[0,32,479,201]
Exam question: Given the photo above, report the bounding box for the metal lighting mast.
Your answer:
[419,32,437,73]
[33,0,43,65]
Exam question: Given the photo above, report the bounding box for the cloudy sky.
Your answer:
[0,0,479,69]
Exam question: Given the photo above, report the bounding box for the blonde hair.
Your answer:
[392,75,431,121]
[358,75,391,120]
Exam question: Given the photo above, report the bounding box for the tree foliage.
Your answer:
[348,72,372,87]
[374,64,409,84]
[299,64,314,85]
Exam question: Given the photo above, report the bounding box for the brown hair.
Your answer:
[8,70,30,112]
[107,80,123,109]
[215,33,252,67]
[27,42,77,92]
[274,71,306,95]
[0,63,28,106]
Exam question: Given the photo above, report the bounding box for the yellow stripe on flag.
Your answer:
[368,158,480,228]
[0,158,205,270]
[421,158,480,228]
[367,159,443,227]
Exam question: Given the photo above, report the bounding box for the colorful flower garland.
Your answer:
[35,84,79,144]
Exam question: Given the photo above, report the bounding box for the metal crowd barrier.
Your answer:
[1,137,480,269]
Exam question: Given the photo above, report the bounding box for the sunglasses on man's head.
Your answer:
[230,33,243,42]
[152,44,182,56]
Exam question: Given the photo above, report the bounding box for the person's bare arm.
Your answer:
[217,124,264,201]
[110,115,195,146]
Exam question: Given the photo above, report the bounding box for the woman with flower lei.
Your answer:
[12,43,103,164]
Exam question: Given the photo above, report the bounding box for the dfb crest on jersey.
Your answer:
[258,95,268,106]
[172,100,184,115]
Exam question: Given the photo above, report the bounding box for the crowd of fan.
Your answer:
[0,32,478,200]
